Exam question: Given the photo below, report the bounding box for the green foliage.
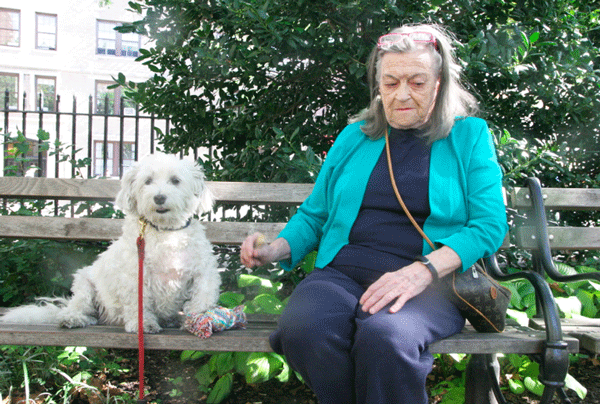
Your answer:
[0,346,136,403]
[117,0,599,184]
[187,350,291,404]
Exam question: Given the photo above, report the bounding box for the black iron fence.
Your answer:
[1,90,180,179]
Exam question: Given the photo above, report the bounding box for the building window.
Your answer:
[35,76,56,111]
[95,80,135,115]
[94,141,135,177]
[97,20,139,57]
[0,72,18,109]
[36,13,57,50]
[0,8,19,47]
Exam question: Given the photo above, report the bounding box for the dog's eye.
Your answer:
[145,178,153,185]
[170,177,180,185]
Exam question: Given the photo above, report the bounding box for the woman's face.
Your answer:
[378,49,441,130]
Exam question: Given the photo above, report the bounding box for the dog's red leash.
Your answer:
[136,219,148,403]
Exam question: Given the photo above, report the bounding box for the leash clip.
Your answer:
[138,218,149,240]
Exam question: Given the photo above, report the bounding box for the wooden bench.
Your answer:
[510,177,600,354]
[0,176,580,404]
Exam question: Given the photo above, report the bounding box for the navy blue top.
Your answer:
[328,128,431,287]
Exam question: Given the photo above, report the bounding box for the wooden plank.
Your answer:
[429,325,578,354]
[209,181,312,205]
[0,216,286,245]
[515,226,600,250]
[0,216,122,241]
[204,221,286,245]
[0,321,578,354]
[530,317,600,353]
[512,187,600,210]
[0,178,313,205]
[0,177,121,201]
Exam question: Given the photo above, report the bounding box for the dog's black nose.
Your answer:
[154,194,167,205]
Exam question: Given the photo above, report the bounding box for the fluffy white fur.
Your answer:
[0,153,221,333]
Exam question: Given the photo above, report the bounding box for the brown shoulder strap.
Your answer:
[384,130,436,251]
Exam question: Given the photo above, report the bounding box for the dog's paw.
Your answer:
[124,319,163,334]
[58,313,98,329]
[183,300,217,316]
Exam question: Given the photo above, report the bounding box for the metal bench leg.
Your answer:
[465,354,505,404]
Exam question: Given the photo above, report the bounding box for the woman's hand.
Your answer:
[360,246,462,314]
[240,233,291,268]
[359,262,433,314]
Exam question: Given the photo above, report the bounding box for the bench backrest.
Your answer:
[510,186,600,251]
[0,177,313,244]
[2,177,597,253]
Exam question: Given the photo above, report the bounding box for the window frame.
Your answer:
[96,20,140,58]
[0,8,20,47]
[0,72,19,110]
[35,75,56,112]
[35,13,57,51]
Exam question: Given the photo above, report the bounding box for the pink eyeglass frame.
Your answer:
[377,32,439,51]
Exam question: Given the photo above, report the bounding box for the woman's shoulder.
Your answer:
[451,116,489,134]
[446,117,491,145]
[327,121,371,154]
[338,120,369,141]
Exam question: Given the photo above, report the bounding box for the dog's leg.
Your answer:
[183,271,221,315]
[122,304,162,334]
[57,269,99,329]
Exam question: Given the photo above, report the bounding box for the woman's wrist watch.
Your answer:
[415,255,439,284]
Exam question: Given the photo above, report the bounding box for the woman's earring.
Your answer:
[375,94,382,102]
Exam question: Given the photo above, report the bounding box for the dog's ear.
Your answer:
[189,160,214,214]
[115,162,140,216]
[198,183,215,214]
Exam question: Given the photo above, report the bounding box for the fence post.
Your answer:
[119,100,124,178]
[55,94,61,178]
[3,89,8,134]
[37,93,44,177]
[72,96,77,178]
[87,95,93,178]
[21,92,27,137]
[103,95,109,177]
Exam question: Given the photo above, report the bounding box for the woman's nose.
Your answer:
[394,83,411,101]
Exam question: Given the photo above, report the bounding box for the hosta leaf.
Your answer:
[509,379,525,394]
[524,376,545,396]
[207,374,233,404]
[565,373,587,399]
[555,296,582,318]
[245,353,271,384]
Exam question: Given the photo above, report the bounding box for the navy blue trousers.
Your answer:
[270,266,465,404]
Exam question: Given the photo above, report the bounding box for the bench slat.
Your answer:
[515,226,600,250]
[0,177,313,205]
[0,216,286,245]
[512,187,600,210]
[530,317,600,353]
[0,177,121,201]
[0,321,578,354]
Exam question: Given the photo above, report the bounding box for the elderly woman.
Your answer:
[241,23,507,404]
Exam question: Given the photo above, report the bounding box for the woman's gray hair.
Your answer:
[350,23,479,142]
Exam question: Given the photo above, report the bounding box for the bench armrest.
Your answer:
[485,253,569,398]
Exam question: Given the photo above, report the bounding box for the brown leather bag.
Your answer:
[384,131,511,333]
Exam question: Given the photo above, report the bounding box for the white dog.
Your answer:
[0,153,221,333]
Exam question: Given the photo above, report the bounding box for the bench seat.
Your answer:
[0,311,579,355]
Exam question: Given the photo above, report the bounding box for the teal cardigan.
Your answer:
[278,117,508,273]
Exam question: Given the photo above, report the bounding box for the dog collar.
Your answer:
[140,217,193,232]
